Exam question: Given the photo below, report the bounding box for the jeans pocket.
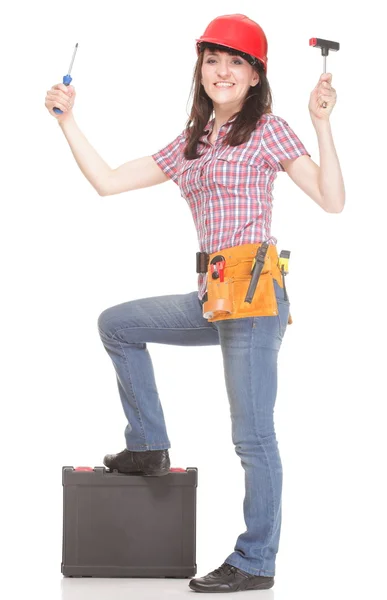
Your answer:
[276,299,290,339]
[273,279,290,339]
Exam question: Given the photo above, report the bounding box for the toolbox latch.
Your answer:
[74,467,94,472]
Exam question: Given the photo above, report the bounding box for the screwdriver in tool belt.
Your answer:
[53,43,79,114]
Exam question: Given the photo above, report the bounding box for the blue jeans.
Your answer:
[97,279,290,577]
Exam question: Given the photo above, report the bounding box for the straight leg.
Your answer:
[215,280,290,577]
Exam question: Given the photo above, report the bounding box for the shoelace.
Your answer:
[213,563,238,577]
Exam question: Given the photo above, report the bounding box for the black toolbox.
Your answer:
[61,466,197,578]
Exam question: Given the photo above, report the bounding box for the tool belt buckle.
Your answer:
[196,251,209,274]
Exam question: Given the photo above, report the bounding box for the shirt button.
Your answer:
[228,154,233,160]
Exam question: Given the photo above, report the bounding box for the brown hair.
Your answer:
[184,43,273,160]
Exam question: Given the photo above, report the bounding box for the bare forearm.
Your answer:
[58,115,111,195]
[313,119,345,212]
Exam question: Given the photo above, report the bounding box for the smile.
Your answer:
[214,83,235,88]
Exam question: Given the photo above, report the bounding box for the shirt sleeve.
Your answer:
[261,116,310,172]
[151,130,187,184]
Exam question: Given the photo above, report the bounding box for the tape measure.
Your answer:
[278,250,290,274]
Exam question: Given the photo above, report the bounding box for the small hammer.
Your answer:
[309,38,340,108]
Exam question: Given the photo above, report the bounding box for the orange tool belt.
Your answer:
[196,243,293,324]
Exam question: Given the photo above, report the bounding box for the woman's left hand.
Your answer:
[308,73,337,121]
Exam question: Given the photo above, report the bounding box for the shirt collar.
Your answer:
[203,114,237,134]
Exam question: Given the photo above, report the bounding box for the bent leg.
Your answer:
[97,291,219,450]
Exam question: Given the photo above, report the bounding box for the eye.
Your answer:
[205,58,243,65]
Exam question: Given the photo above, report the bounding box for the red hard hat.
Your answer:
[196,14,268,72]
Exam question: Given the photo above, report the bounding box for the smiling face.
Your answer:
[201,47,259,113]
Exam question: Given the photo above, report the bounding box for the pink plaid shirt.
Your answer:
[152,113,310,300]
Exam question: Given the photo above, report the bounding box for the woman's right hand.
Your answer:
[45,83,76,121]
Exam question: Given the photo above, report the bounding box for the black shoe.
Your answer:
[103,448,170,476]
[188,562,274,593]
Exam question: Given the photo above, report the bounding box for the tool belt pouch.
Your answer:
[202,280,233,320]
[202,244,283,323]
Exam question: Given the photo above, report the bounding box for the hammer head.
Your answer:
[309,38,340,56]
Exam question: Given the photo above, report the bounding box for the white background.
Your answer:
[1,0,386,598]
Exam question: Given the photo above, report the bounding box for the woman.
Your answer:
[45,13,344,594]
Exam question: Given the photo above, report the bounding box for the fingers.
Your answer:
[45,99,66,113]
[318,90,336,103]
[52,83,75,95]
[49,83,75,100]
[315,74,333,92]
[313,77,333,96]
[45,93,71,113]
[319,96,331,106]
[309,74,336,116]
[319,72,332,83]
[318,89,336,99]
[45,83,75,117]
[313,77,336,100]
[319,81,334,93]
[47,89,73,105]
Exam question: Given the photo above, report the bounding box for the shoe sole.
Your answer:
[189,580,274,592]
[142,469,170,477]
[106,467,170,477]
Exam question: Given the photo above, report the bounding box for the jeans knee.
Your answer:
[97,306,119,338]
[233,432,277,452]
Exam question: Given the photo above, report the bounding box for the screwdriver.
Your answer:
[53,43,79,114]
[309,38,340,109]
